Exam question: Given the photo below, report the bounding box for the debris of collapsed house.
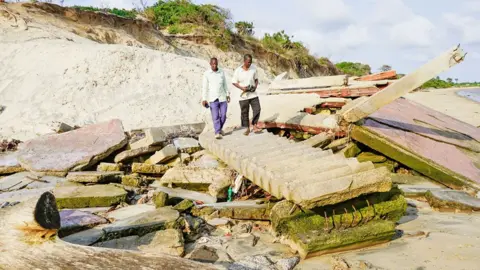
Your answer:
[1,44,479,269]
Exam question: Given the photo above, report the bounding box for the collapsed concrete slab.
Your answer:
[16,119,128,176]
[191,201,274,221]
[271,192,407,258]
[146,144,178,164]
[173,137,201,154]
[138,229,185,256]
[352,98,480,193]
[0,172,66,191]
[130,127,167,150]
[114,145,164,163]
[54,185,127,209]
[107,204,156,221]
[97,162,122,172]
[66,171,123,184]
[151,186,217,204]
[199,130,392,208]
[0,152,25,175]
[131,163,169,175]
[158,167,234,192]
[425,189,480,212]
[59,209,109,237]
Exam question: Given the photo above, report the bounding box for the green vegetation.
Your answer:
[235,21,254,36]
[72,6,137,19]
[335,62,372,76]
[379,64,392,72]
[420,76,480,89]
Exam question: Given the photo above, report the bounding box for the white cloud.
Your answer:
[444,13,480,45]
[304,0,351,26]
[390,15,435,48]
[370,0,414,25]
[463,1,480,13]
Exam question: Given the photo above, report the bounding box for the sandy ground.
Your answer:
[404,88,480,127]
[0,14,322,141]
[295,199,480,270]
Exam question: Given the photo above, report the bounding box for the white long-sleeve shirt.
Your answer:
[202,68,229,102]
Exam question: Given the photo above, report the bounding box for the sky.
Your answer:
[62,0,480,81]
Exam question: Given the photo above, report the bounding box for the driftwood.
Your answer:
[0,191,215,269]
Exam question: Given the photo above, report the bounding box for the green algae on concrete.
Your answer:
[153,190,169,208]
[173,199,194,212]
[343,143,362,158]
[54,185,127,209]
[97,162,122,172]
[131,163,169,175]
[121,173,150,187]
[374,160,398,172]
[425,189,480,212]
[191,202,275,221]
[357,152,387,163]
[66,171,123,184]
[351,125,478,192]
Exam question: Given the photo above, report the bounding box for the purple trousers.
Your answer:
[210,99,228,134]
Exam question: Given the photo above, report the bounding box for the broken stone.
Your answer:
[61,227,105,246]
[107,204,156,221]
[275,256,301,270]
[0,172,66,191]
[191,201,274,221]
[101,207,180,240]
[188,245,221,264]
[138,229,185,256]
[66,171,123,184]
[93,235,140,250]
[173,137,201,154]
[228,255,276,270]
[146,144,178,164]
[16,119,127,176]
[190,152,220,169]
[180,153,192,163]
[130,127,167,150]
[357,152,387,163]
[343,143,362,158]
[131,163,168,175]
[59,209,109,237]
[0,152,25,175]
[49,121,74,133]
[373,160,398,172]
[159,167,233,193]
[153,191,168,208]
[121,173,149,187]
[398,185,444,198]
[425,189,480,212]
[173,199,194,212]
[54,185,127,209]
[151,186,217,204]
[97,162,122,172]
[114,145,164,163]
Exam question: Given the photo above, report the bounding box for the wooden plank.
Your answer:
[356,70,397,81]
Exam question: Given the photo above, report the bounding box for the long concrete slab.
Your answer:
[199,130,391,208]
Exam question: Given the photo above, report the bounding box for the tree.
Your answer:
[379,65,392,72]
[335,62,372,76]
[455,78,459,84]
[446,78,453,83]
[235,21,254,36]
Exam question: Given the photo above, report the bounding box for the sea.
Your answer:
[457,88,480,103]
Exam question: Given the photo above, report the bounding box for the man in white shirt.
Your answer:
[202,57,230,139]
[232,54,261,136]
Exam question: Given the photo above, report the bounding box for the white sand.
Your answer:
[0,14,322,141]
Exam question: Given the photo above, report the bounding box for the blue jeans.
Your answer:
[210,99,228,134]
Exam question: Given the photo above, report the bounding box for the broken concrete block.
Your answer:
[0,152,25,175]
[93,235,140,250]
[97,162,122,172]
[66,171,123,184]
[189,153,220,169]
[188,246,222,264]
[153,191,168,208]
[0,187,52,205]
[425,190,480,212]
[152,186,217,204]
[159,167,234,192]
[54,185,127,209]
[48,121,74,133]
[101,207,180,240]
[16,119,127,176]
[59,209,109,237]
[130,127,167,150]
[343,143,362,158]
[191,201,274,221]
[114,145,163,163]
[138,229,185,256]
[107,204,156,221]
[357,152,387,163]
[61,227,105,246]
[173,137,201,154]
[276,257,301,270]
[398,185,444,198]
[146,144,178,164]
[121,173,149,187]
[0,172,66,191]
[131,163,169,175]
[173,199,194,212]
[373,160,398,172]
[180,153,192,163]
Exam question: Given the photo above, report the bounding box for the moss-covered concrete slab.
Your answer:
[191,201,274,221]
[131,163,168,175]
[343,143,362,158]
[101,207,180,240]
[54,185,127,209]
[121,173,150,187]
[173,199,194,212]
[97,162,122,172]
[425,189,480,212]
[153,191,168,208]
[66,171,123,183]
[352,99,480,193]
[357,152,387,163]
